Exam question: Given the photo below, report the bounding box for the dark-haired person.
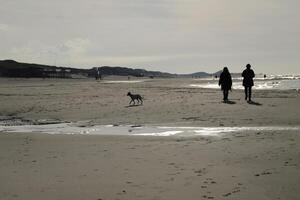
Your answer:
[242,64,255,102]
[218,67,232,102]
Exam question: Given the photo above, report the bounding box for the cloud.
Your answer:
[60,38,91,54]
[0,23,9,32]
[6,38,92,66]
[69,54,174,67]
[1,0,299,73]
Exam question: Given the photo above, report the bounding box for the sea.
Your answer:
[189,75,300,90]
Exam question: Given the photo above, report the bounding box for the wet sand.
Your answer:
[0,77,300,200]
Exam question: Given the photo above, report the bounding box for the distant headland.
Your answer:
[0,59,237,78]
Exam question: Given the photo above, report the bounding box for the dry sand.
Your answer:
[0,77,300,200]
[0,77,299,126]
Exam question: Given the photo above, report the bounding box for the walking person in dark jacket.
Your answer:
[218,67,232,102]
[242,64,255,102]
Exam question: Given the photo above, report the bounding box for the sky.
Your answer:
[0,0,299,74]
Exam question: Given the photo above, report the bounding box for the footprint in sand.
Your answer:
[255,169,274,176]
[194,168,207,176]
[116,190,127,195]
[223,192,232,197]
[223,185,242,197]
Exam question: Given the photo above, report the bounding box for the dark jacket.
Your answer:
[242,69,255,87]
[219,71,232,90]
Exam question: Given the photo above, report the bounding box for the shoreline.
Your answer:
[1,120,300,137]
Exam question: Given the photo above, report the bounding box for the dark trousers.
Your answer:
[223,90,229,101]
[244,86,252,101]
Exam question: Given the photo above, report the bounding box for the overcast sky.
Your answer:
[0,0,299,74]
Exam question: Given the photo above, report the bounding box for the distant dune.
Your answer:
[0,60,175,78]
[0,59,233,79]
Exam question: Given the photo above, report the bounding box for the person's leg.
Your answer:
[249,86,252,101]
[244,87,248,100]
[225,90,228,101]
[223,90,226,101]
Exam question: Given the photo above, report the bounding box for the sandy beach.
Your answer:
[0,77,300,200]
[0,77,299,126]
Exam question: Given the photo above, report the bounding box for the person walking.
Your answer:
[242,64,255,102]
[218,67,232,102]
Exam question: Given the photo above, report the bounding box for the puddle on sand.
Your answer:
[0,122,299,137]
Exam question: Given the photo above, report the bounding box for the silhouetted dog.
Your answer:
[127,92,143,105]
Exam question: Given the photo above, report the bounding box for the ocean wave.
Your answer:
[190,79,300,90]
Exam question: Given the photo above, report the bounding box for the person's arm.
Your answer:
[252,70,255,78]
[229,75,232,90]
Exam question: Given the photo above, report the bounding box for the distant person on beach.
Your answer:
[218,67,232,102]
[95,68,101,80]
[95,68,99,80]
[242,64,255,102]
